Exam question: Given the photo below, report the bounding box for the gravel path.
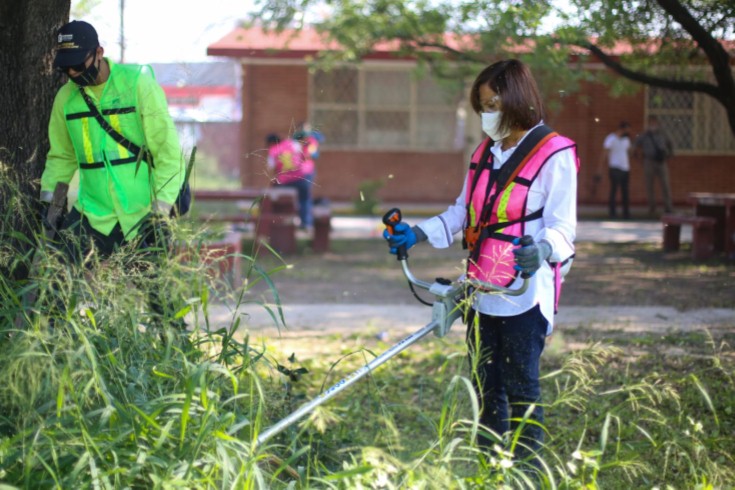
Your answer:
[195,303,734,336]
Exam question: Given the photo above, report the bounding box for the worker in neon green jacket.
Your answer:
[40,20,185,327]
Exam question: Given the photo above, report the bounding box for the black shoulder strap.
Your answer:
[494,124,553,191]
[78,87,153,167]
[475,125,554,227]
[468,138,494,197]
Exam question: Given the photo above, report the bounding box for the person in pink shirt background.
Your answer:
[266,133,314,230]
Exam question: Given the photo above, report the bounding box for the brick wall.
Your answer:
[197,123,241,179]
[240,64,309,189]
[552,78,735,207]
[238,63,735,206]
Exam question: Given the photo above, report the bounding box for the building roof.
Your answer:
[206,26,473,60]
[207,26,735,63]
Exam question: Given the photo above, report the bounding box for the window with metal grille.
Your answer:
[310,65,462,151]
[647,85,735,155]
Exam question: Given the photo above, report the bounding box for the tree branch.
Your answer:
[655,0,734,105]
[408,39,487,63]
[581,42,722,101]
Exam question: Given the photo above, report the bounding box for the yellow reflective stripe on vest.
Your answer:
[81,118,94,163]
[469,203,478,227]
[495,182,516,233]
[109,114,130,159]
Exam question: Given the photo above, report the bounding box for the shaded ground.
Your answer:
[242,238,734,310]
[564,242,735,310]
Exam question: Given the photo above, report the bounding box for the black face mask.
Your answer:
[70,52,100,87]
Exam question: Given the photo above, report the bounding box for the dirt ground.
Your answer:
[242,238,735,310]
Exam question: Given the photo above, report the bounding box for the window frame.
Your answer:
[308,62,462,152]
[645,74,735,156]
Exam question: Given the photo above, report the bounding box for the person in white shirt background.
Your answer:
[598,121,632,219]
[383,59,579,473]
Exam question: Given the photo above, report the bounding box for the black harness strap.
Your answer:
[75,87,192,218]
[465,125,555,257]
[78,87,154,168]
[477,125,554,226]
[468,208,544,263]
[468,138,494,198]
[496,126,553,190]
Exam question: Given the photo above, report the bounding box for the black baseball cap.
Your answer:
[53,21,99,69]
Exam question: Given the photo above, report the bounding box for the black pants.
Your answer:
[466,305,547,465]
[608,168,630,219]
[52,208,173,323]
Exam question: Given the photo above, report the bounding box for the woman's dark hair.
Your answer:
[469,59,545,133]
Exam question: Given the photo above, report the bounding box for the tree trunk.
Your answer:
[0,0,70,281]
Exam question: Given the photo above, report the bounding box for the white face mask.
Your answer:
[481,112,510,141]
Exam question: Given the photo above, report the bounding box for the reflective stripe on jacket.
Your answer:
[65,64,149,227]
[465,133,577,287]
[41,60,183,239]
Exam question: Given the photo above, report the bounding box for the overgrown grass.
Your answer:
[254,327,734,488]
[1,176,733,488]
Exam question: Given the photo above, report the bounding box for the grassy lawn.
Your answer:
[256,322,734,488]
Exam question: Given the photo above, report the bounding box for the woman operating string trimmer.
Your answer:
[383,59,580,470]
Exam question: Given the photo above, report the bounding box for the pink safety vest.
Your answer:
[269,139,306,184]
[464,128,578,294]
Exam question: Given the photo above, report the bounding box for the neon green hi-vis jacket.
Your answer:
[40,58,184,239]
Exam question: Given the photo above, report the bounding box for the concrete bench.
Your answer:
[661,214,717,260]
[193,187,298,255]
[312,204,332,253]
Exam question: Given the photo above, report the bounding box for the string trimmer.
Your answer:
[255,207,530,447]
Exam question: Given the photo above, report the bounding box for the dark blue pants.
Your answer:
[608,168,630,219]
[466,305,547,462]
[276,177,313,228]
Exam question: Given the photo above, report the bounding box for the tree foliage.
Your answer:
[249,0,735,134]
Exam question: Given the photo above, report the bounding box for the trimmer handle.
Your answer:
[382,207,408,260]
[518,235,534,279]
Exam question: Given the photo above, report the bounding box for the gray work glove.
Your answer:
[512,236,552,277]
[39,201,51,229]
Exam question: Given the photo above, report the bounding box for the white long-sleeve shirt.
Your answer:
[416,125,578,334]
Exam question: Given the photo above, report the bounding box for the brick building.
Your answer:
[207,27,735,206]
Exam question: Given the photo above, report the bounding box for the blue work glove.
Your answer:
[383,222,418,255]
[512,236,552,277]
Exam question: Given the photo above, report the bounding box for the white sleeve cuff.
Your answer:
[537,227,575,263]
[418,215,457,249]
